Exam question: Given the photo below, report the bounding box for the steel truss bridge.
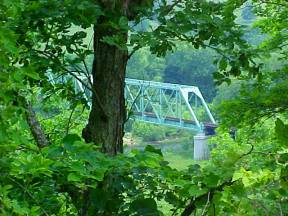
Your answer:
[48,73,217,134]
[125,79,216,133]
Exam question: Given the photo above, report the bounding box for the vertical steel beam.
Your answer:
[176,91,179,120]
[140,84,144,120]
[159,88,162,122]
[179,90,182,126]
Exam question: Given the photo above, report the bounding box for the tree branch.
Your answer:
[8,177,49,216]
[181,180,234,216]
[128,45,141,59]
[25,100,49,148]
[65,104,77,135]
[201,192,211,216]
[128,0,183,59]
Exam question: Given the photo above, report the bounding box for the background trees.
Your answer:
[127,45,217,101]
[1,0,249,155]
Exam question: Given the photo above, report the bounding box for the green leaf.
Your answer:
[63,134,82,150]
[130,198,159,215]
[203,173,220,187]
[213,72,225,80]
[229,66,241,77]
[275,118,288,146]
[188,185,208,197]
[144,145,163,156]
[118,16,128,30]
[219,58,227,71]
[68,173,81,182]
[232,171,242,182]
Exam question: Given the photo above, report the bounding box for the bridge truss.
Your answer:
[47,72,216,133]
[125,79,216,132]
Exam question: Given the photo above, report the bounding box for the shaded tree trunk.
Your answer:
[82,15,128,155]
[82,0,153,155]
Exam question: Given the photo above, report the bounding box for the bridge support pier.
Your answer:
[193,133,210,160]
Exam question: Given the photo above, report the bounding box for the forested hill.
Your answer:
[127,5,263,102]
[127,45,217,101]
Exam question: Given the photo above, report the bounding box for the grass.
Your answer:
[163,151,194,170]
[124,135,196,170]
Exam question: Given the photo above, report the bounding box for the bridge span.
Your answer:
[48,73,217,160]
[125,78,217,135]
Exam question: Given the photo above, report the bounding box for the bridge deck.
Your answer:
[131,112,217,133]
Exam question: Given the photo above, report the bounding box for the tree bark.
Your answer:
[82,15,128,155]
[82,0,153,155]
[25,100,49,148]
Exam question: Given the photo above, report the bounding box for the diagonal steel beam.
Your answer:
[179,88,201,128]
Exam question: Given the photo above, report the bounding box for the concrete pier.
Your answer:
[193,133,210,160]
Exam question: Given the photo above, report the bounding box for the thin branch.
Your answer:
[201,192,211,216]
[239,143,254,159]
[181,180,233,216]
[81,59,94,93]
[34,49,106,115]
[128,0,183,59]
[88,34,94,51]
[203,44,231,61]
[65,104,77,135]
[43,24,54,52]
[8,177,49,216]
[65,69,92,91]
[35,50,92,91]
[252,151,275,156]
[164,0,183,15]
[82,59,90,75]
[127,45,141,59]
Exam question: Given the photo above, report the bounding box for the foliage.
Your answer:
[1,0,288,215]
[126,47,166,82]
[218,67,288,128]
[209,1,288,215]
[164,46,217,101]
[127,44,217,101]
[132,121,167,142]
[0,131,167,215]
[212,80,242,112]
[131,121,186,142]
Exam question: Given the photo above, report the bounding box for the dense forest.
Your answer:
[0,0,288,215]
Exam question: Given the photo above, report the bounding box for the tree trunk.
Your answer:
[82,16,128,155]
